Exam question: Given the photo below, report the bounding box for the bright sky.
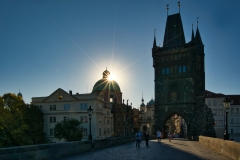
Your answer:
[1,0,240,108]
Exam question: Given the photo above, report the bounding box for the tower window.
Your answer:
[178,66,182,73]
[178,66,187,73]
[162,68,170,75]
[162,68,165,75]
[166,68,170,74]
[183,66,187,72]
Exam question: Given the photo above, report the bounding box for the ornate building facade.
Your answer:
[32,69,134,142]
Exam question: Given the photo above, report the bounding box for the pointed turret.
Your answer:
[163,13,186,47]
[195,27,203,45]
[141,94,145,107]
[191,24,194,41]
[153,29,157,48]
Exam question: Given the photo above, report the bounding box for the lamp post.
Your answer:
[223,96,231,140]
[87,105,93,140]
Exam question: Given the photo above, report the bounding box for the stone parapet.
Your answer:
[0,136,135,160]
[199,136,240,160]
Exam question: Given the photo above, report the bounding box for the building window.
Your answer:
[162,68,165,75]
[231,108,234,114]
[213,100,217,106]
[110,95,114,103]
[49,117,56,123]
[64,104,71,110]
[178,66,186,73]
[207,100,211,106]
[178,66,182,73]
[99,117,101,123]
[231,118,234,124]
[107,111,110,115]
[107,119,110,125]
[236,108,239,114]
[80,116,88,123]
[231,128,234,133]
[80,103,88,110]
[50,105,56,110]
[183,66,187,73]
[50,129,54,136]
[107,128,110,134]
[236,118,239,124]
[166,68,170,74]
[64,116,71,121]
[212,109,217,116]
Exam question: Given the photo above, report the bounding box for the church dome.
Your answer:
[148,99,155,106]
[92,69,121,93]
[17,92,22,97]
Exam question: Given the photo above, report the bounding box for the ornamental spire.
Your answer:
[166,4,169,16]
[153,29,157,48]
[178,1,180,13]
[191,23,194,41]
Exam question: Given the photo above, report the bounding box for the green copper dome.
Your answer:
[92,69,121,93]
[148,99,155,106]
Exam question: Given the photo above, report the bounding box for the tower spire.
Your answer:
[153,29,157,48]
[194,17,203,45]
[166,4,169,16]
[191,23,194,41]
[196,17,199,28]
[178,1,180,13]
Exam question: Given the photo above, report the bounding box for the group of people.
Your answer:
[135,130,174,146]
[135,131,149,147]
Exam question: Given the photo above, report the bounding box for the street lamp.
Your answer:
[87,105,93,140]
[223,96,231,140]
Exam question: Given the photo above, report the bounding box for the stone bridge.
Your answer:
[60,138,230,160]
[1,136,240,160]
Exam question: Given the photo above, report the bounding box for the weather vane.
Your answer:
[196,17,199,27]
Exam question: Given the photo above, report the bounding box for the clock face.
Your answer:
[59,94,63,100]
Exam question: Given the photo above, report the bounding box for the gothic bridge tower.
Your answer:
[152,4,206,140]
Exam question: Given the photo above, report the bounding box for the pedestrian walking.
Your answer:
[139,131,143,143]
[168,132,173,142]
[135,131,141,147]
[145,133,149,146]
[157,130,161,142]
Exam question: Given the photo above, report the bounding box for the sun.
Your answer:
[108,74,115,81]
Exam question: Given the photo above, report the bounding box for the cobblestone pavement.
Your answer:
[60,139,231,160]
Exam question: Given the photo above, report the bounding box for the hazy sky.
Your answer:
[0,0,240,108]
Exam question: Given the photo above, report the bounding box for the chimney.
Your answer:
[69,90,72,95]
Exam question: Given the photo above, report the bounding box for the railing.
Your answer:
[0,136,135,160]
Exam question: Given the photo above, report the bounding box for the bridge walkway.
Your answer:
[60,138,231,160]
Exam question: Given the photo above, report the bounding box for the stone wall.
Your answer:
[199,136,240,160]
[0,136,135,160]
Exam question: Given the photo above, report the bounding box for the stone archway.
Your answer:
[158,109,190,139]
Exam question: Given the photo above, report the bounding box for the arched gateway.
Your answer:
[152,4,215,140]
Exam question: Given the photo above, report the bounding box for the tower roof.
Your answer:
[163,13,186,47]
[191,24,194,41]
[194,27,203,45]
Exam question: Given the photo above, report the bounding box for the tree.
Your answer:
[54,119,83,142]
[0,93,46,147]
[22,104,46,144]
